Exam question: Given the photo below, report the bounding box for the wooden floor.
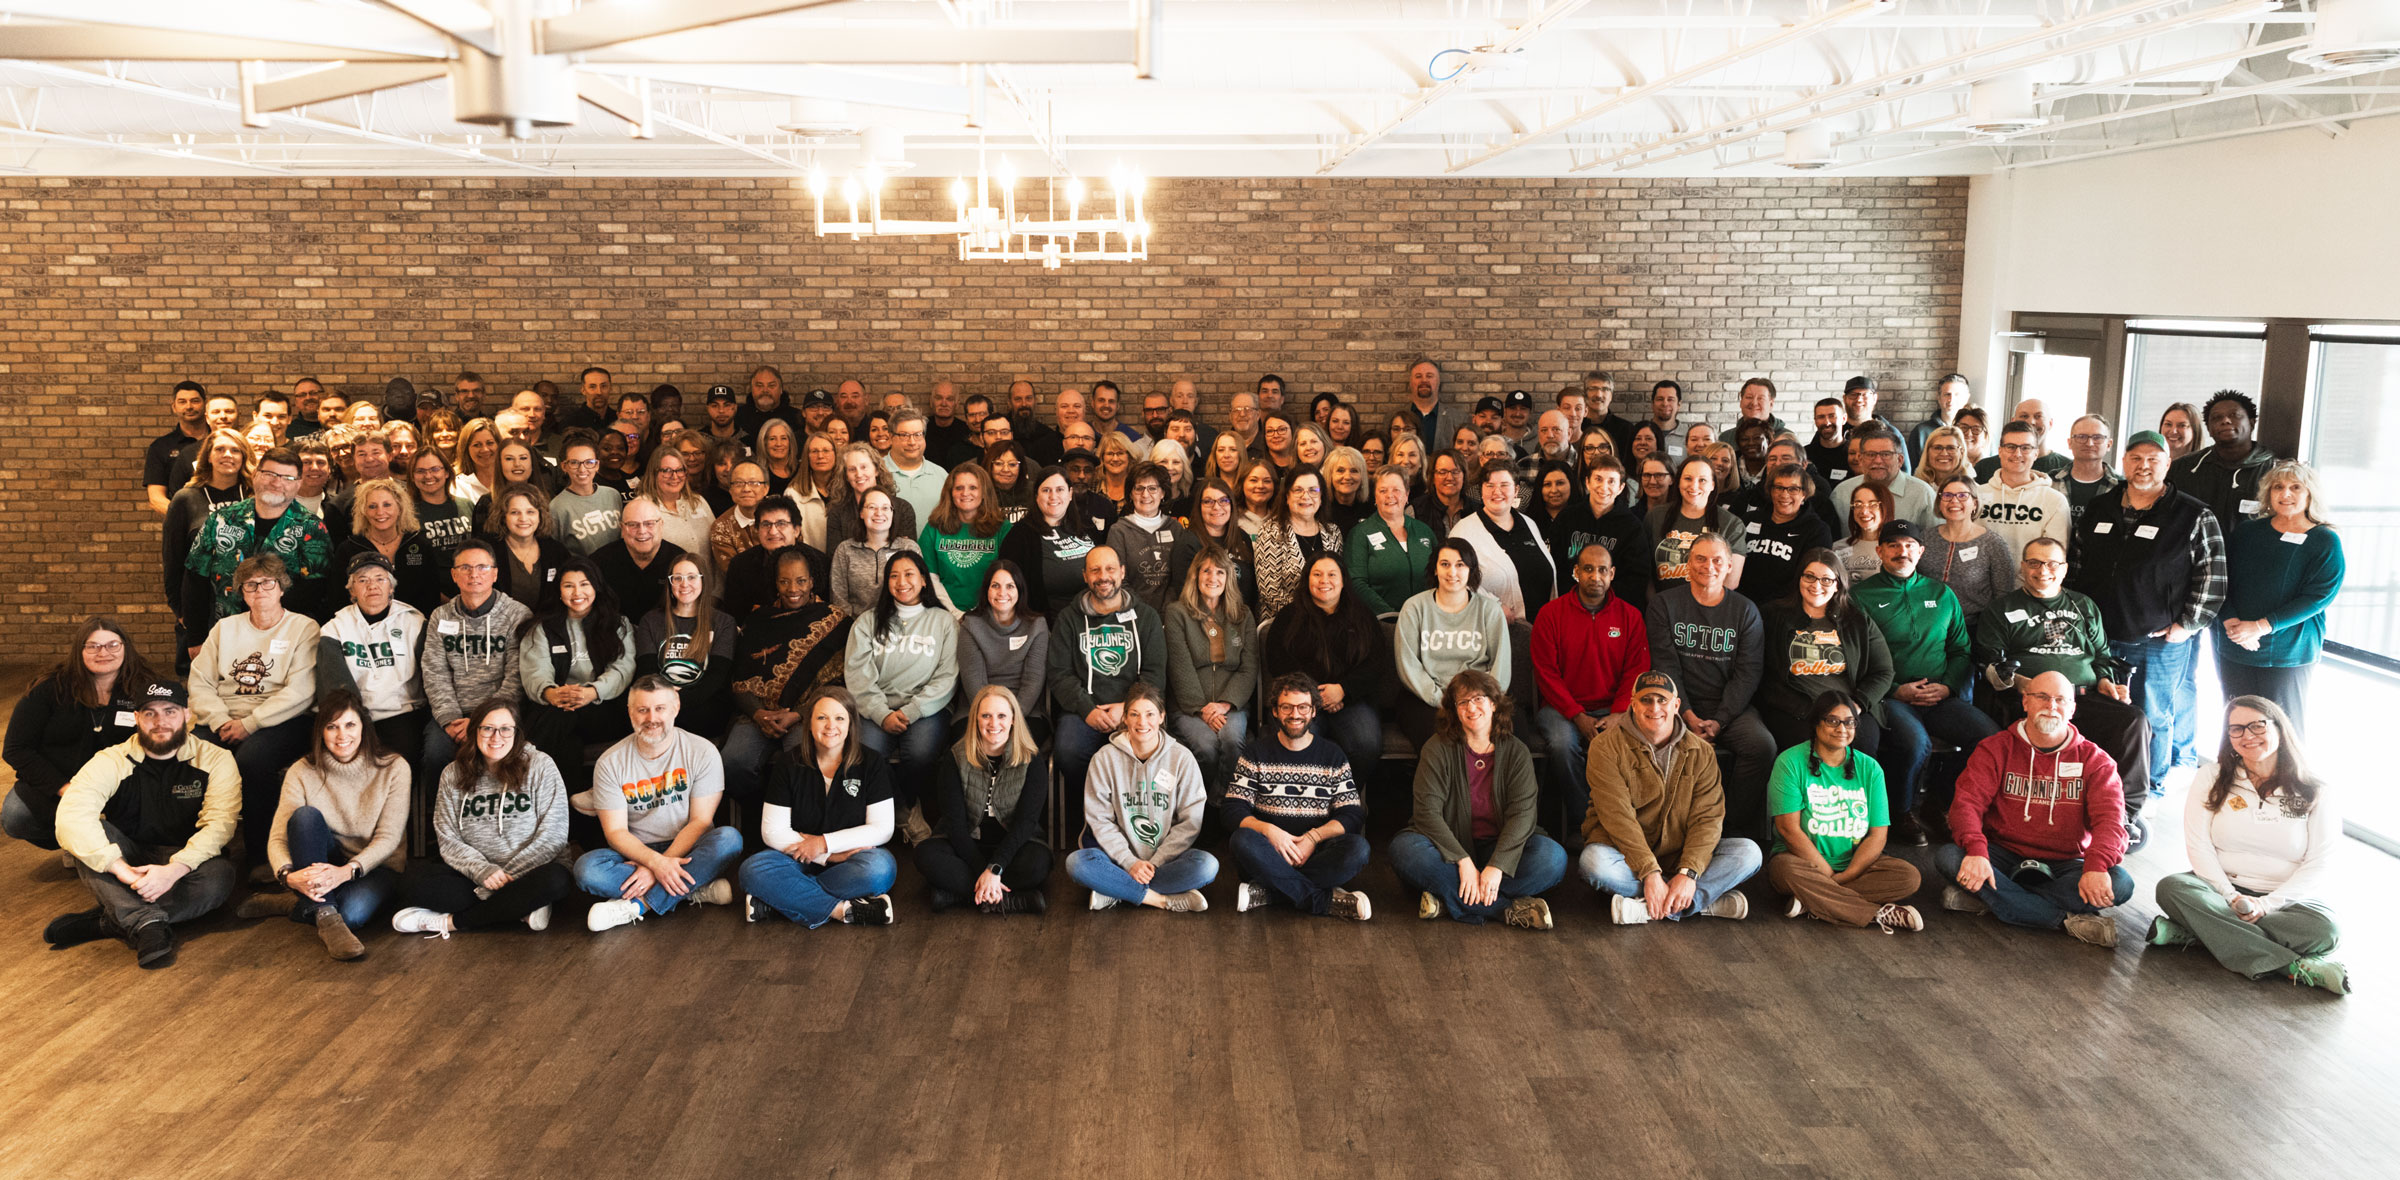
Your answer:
[4,668,2397,1179]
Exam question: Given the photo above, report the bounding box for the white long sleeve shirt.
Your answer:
[2182,759,2339,913]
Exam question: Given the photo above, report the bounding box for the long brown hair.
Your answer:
[307,688,398,774]
[929,460,1005,537]
[2205,695,2320,815]
[451,698,531,792]
[1435,667,1515,744]
[44,617,160,709]
[658,552,720,661]
[798,685,866,773]
[482,480,550,536]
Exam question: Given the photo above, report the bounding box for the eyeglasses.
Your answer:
[1818,715,1858,729]
[2021,558,2067,571]
[255,468,298,482]
[1797,574,1840,587]
[563,458,599,470]
[731,479,766,488]
[241,579,282,592]
[2227,720,2277,740]
[1999,443,2038,455]
[83,640,124,653]
[477,725,517,737]
[893,430,924,440]
[1937,492,1975,502]
[668,573,702,583]
[455,563,496,573]
[2069,433,2110,443]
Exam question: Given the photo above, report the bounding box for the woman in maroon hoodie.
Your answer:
[1935,669,2134,948]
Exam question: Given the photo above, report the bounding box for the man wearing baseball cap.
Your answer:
[44,680,241,969]
[698,384,749,451]
[2068,429,2225,816]
[1853,519,1996,843]
[1500,388,1536,451]
[1577,669,1762,924]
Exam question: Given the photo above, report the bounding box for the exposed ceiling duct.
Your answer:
[1963,70,2051,135]
[1779,123,1838,169]
[2291,0,2400,69]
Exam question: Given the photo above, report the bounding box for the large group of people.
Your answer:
[0,365,2348,995]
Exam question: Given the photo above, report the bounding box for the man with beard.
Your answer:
[182,447,333,630]
[1531,542,1650,833]
[576,679,744,932]
[145,380,211,515]
[45,680,240,969]
[1938,670,2135,948]
[1047,545,1166,817]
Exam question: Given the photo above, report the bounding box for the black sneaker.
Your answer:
[130,921,176,969]
[43,908,114,949]
[1888,812,1928,848]
[982,890,1047,916]
[842,894,896,926]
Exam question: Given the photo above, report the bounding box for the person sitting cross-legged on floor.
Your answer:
[1765,690,1924,934]
[1937,670,2135,948]
[45,679,240,970]
[1068,682,1217,913]
[2151,695,2347,995]
[1577,669,1762,925]
[736,686,900,929]
[1224,673,1373,921]
[232,690,410,960]
[390,698,578,938]
[916,684,1053,915]
[574,677,745,932]
[1388,668,1567,931]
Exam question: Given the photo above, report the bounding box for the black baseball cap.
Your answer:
[1061,447,1100,466]
[346,551,397,581]
[706,384,739,404]
[1877,519,1921,545]
[802,388,834,408]
[1503,389,1533,409]
[1473,396,1503,414]
[139,679,190,709]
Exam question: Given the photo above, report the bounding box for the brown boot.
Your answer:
[314,906,365,961]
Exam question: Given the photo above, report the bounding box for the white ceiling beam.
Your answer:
[1315,0,1592,174]
[650,109,805,170]
[251,62,449,112]
[2002,102,2400,169]
[1577,0,2262,172]
[0,26,437,61]
[580,26,1143,65]
[0,1,448,58]
[588,65,970,115]
[372,0,501,57]
[0,125,292,171]
[541,0,850,57]
[1445,0,1896,174]
[577,75,655,139]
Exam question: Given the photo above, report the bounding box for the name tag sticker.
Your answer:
[1746,521,1762,534]
[2280,531,2308,546]
[1007,635,1028,651]
[1367,532,1388,550]
[269,640,289,652]
[548,568,560,581]
[1155,530,1173,543]
[2058,762,2083,777]
[1958,546,1978,560]
[1117,610,1138,622]
[2093,522,2114,534]
[2133,525,2159,540]
[2239,499,2259,514]
[1831,469,1847,480]
[114,711,136,727]
[550,644,569,654]
[438,619,461,635]
[2004,609,2029,623]
[1924,601,1938,609]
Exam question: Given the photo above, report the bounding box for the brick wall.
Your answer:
[0,175,1965,653]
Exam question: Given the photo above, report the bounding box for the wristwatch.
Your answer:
[1675,867,1699,880]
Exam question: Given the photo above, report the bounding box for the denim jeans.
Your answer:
[1228,827,1370,914]
[1532,709,1596,838]
[738,847,899,928]
[2,785,58,849]
[855,712,950,809]
[280,805,404,929]
[574,826,745,914]
[2111,634,2200,786]
[1576,837,1762,920]
[1066,845,1222,904]
[1879,694,2000,814]
[1936,840,2135,931]
[1387,830,1568,924]
[1169,711,1249,800]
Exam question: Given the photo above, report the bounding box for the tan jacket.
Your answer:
[57,735,242,873]
[1581,721,1725,879]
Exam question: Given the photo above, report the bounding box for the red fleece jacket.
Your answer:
[1530,592,1649,721]
[1950,721,2128,871]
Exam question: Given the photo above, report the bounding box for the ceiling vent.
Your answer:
[777,98,861,139]
[1780,124,1838,170]
[2291,0,2400,70]
[1962,72,2049,136]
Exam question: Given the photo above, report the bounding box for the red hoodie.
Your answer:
[1949,720,2128,871]
[1530,592,1650,720]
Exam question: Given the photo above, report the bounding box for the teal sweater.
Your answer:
[1346,513,1437,617]
[2216,519,2344,668]
[1853,570,1970,694]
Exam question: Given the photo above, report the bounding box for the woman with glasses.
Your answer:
[1103,462,1198,611]
[1921,476,2014,633]
[2215,462,2344,730]
[1757,551,1893,762]
[1252,469,1343,623]
[1734,462,1832,607]
[829,488,932,618]
[2151,696,2346,994]
[390,699,576,937]
[1913,426,1976,492]
[634,554,737,741]
[641,445,716,559]
[191,553,322,869]
[1840,484,1893,582]
[1412,449,1472,537]
[1388,668,1563,930]
[409,447,478,566]
[2,619,157,851]
[1766,690,1922,934]
[1182,478,1258,614]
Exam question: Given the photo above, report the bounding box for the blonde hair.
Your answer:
[952,684,1038,769]
[348,477,421,535]
[1915,425,1974,485]
[184,427,255,492]
[453,417,501,483]
[2256,460,2332,528]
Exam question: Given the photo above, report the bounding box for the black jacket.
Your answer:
[4,677,141,799]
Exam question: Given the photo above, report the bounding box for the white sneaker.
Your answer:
[689,879,734,907]
[390,907,451,939]
[1089,891,1120,911]
[1609,895,1651,926]
[1236,883,1269,912]
[1162,890,1208,913]
[524,905,552,932]
[586,898,644,932]
[1785,896,1806,919]
[1702,892,1749,920]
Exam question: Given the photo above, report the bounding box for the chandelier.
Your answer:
[807,157,1150,269]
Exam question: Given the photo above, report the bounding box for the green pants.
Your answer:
[2154,871,2339,979]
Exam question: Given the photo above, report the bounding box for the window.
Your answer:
[2121,322,2265,446]
[2304,330,2400,663]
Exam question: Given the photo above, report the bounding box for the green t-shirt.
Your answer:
[1767,744,1889,872]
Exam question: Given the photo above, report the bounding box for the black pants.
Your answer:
[401,861,577,932]
[2218,661,2312,736]
[519,698,629,789]
[913,823,1051,910]
[372,710,428,775]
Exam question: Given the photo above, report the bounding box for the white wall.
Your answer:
[1958,114,2400,394]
